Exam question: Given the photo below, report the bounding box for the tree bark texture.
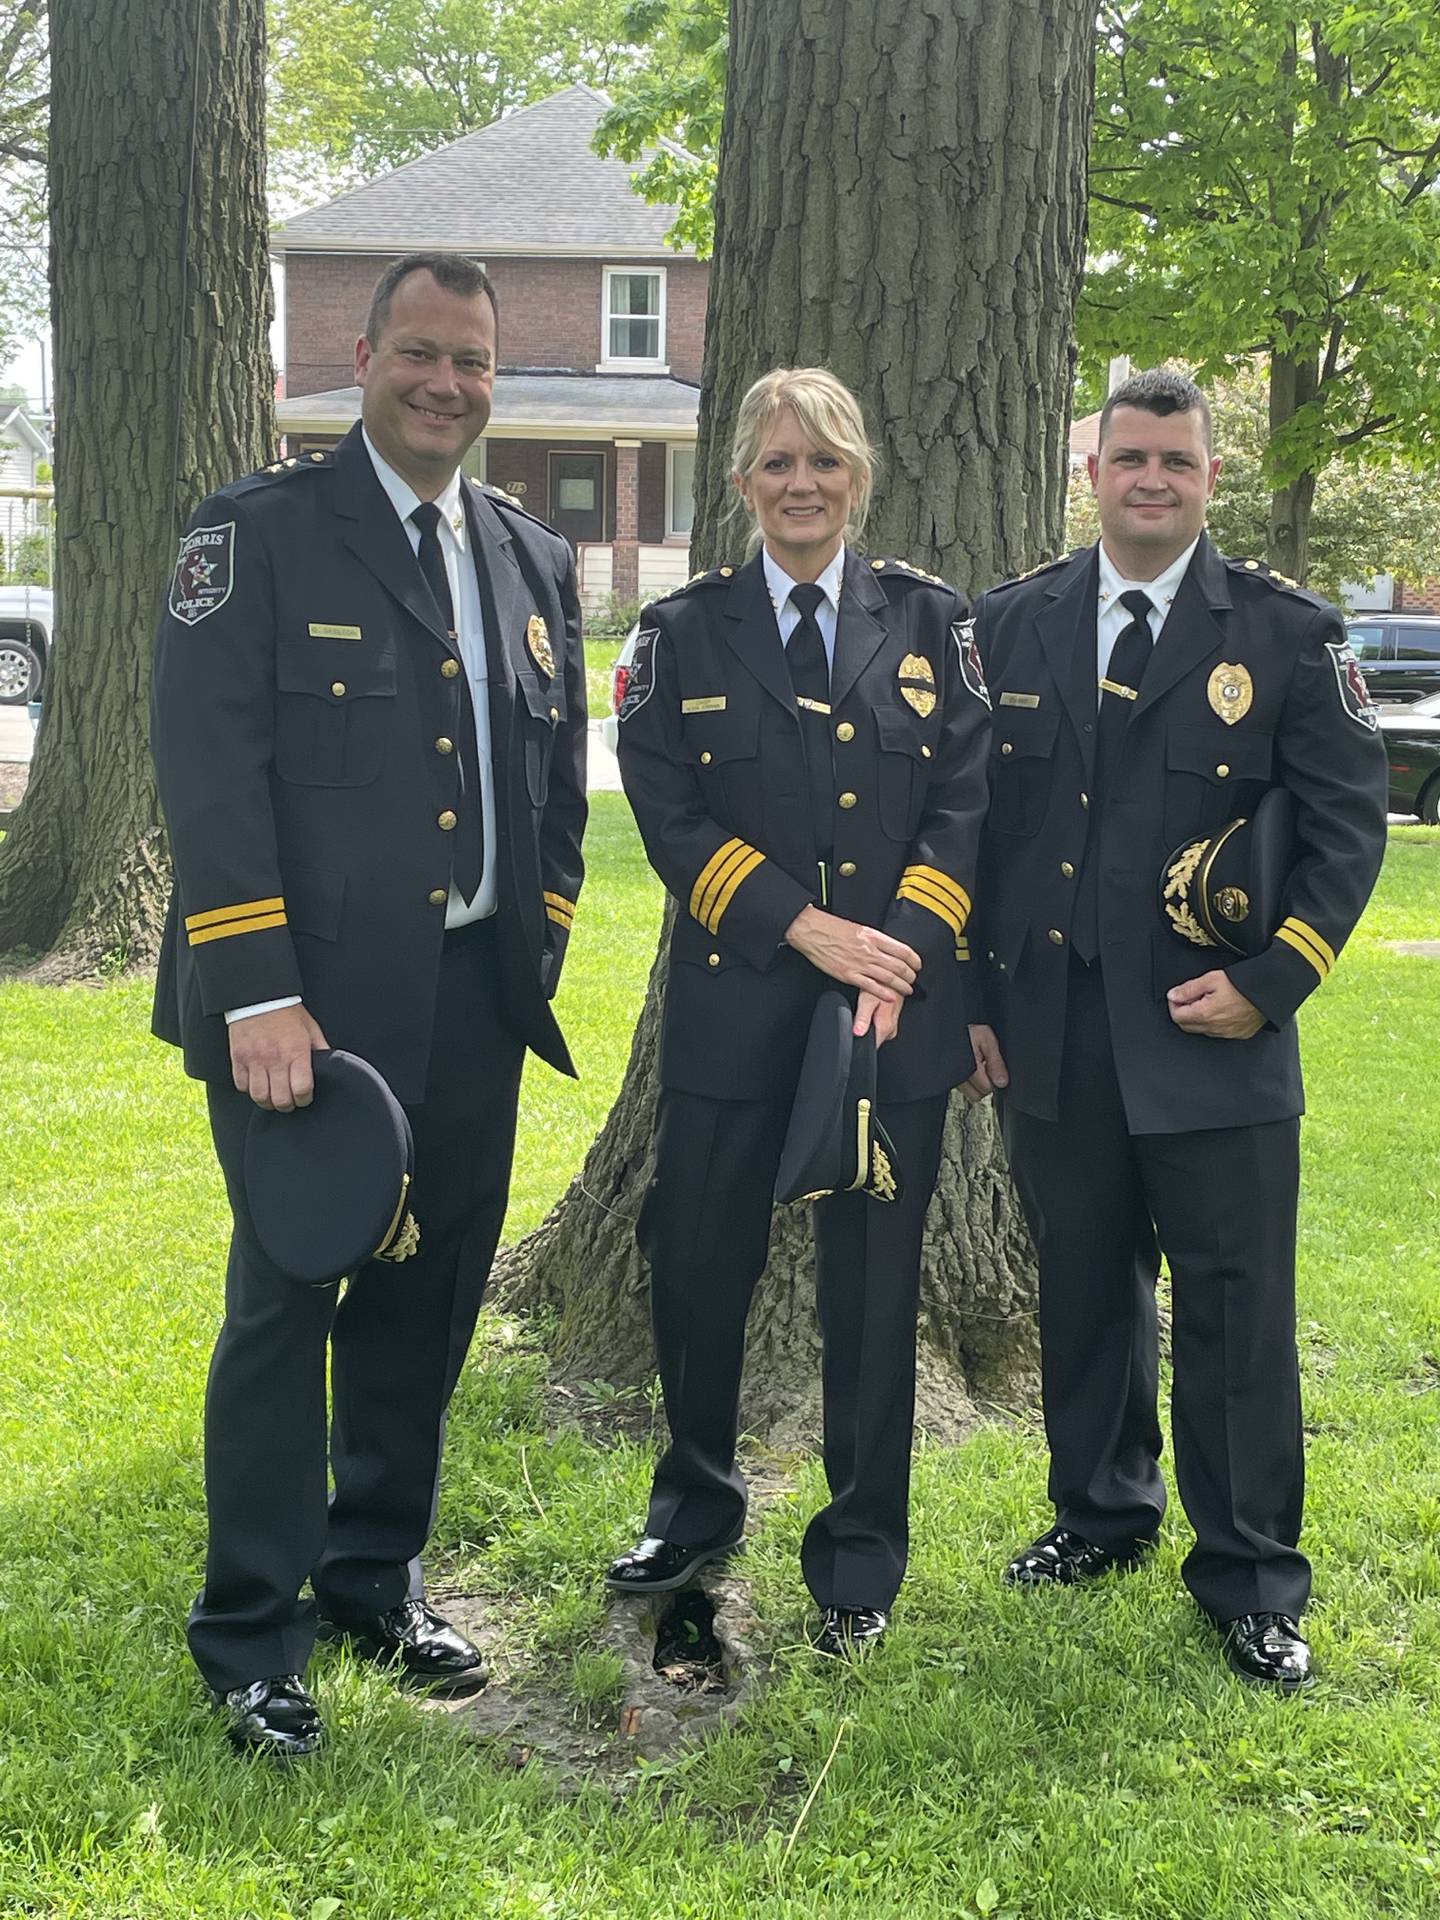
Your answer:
[495,0,1096,1441]
[1266,349,1319,583]
[0,0,274,974]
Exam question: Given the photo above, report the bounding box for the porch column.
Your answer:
[612,439,640,603]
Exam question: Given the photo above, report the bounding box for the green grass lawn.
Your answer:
[0,806,1437,1920]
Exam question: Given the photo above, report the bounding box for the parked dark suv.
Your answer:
[1344,613,1440,705]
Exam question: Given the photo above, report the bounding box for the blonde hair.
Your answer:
[729,367,878,558]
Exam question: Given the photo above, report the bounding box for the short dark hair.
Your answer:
[1098,368,1212,452]
[365,252,498,346]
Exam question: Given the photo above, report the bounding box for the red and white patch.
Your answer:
[169,521,235,626]
[1325,639,1378,731]
[952,619,990,709]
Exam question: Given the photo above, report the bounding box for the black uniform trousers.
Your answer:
[639,1080,949,1615]
[188,918,525,1693]
[1000,954,1308,1623]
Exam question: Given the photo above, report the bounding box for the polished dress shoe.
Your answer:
[327,1598,488,1696]
[1217,1612,1314,1692]
[1004,1525,1153,1588]
[604,1533,742,1594]
[813,1606,889,1659]
[215,1673,323,1760]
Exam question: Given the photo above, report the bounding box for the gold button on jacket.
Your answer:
[437,810,457,831]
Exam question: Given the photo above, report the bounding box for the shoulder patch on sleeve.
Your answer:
[1324,639,1379,731]
[168,521,235,625]
[952,618,991,708]
[618,627,660,722]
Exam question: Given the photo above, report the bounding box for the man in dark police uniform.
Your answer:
[964,369,1387,1689]
[151,253,587,1757]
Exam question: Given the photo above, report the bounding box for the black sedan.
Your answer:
[1379,691,1440,823]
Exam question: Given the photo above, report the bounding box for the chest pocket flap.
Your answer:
[275,642,396,787]
[988,706,1060,837]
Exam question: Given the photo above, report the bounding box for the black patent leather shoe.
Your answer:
[1217,1612,1314,1692]
[329,1598,488,1696]
[1004,1525,1153,1588]
[215,1673,323,1760]
[813,1606,889,1659]
[604,1534,742,1594]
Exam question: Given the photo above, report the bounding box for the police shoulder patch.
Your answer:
[618,627,660,722]
[952,618,991,708]
[1324,638,1379,731]
[169,521,236,626]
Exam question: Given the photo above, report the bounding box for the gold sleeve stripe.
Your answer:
[705,849,765,932]
[545,904,574,930]
[188,910,288,948]
[955,939,971,961]
[1281,917,1335,974]
[900,865,971,923]
[690,838,756,928]
[895,878,966,938]
[185,895,285,932]
[543,891,576,918]
[1276,923,1331,980]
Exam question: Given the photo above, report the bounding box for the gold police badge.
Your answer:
[898,653,937,717]
[526,614,555,680]
[1207,661,1253,726]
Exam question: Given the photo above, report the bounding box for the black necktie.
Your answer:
[1073,588,1154,961]
[411,501,483,905]
[787,582,835,878]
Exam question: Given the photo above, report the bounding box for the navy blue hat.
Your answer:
[1160,787,1298,958]
[775,991,904,1206]
[243,1050,419,1284]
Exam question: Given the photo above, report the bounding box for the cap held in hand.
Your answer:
[243,1049,420,1284]
[775,990,904,1206]
[1160,787,1297,958]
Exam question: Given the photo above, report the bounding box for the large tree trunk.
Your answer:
[495,0,1095,1440]
[1266,348,1319,583]
[0,0,274,975]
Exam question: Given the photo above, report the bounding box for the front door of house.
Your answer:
[548,452,607,551]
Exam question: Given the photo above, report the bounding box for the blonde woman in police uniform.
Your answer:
[605,368,991,1655]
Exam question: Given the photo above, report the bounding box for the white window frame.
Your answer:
[665,442,697,541]
[599,265,668,372]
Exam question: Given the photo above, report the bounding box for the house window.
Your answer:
[603,267,666,367]
[668,444,696,538]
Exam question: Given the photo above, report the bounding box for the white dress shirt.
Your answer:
[763,543,846,669]
[226,435,497,1025]
[1094,535,1200,689]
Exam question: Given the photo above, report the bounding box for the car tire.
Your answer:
[0,636,43,704]
[1420,774,1440,827]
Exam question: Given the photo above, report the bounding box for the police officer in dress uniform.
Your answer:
[963,369,1387,1690]
[604,369,991,1655]
[151,253,587,1757]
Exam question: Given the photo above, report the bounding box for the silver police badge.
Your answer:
[169,522,235,626]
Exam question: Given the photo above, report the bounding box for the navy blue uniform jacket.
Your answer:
[150,424,587,1104]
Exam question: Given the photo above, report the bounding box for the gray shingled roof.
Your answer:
[277,373,700,439]
[272,84,692,257]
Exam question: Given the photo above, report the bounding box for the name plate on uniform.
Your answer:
[999,691,1041,708]
[308,623,362,640]
[681,696,728,713]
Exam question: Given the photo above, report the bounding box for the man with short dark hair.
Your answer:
[152,252,587,1756]
[965,368,1386,1689]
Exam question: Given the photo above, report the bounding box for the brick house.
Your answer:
[273,85,706,610]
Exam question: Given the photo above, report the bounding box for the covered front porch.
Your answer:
[275,371,700,614]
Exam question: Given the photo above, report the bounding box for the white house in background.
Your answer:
[0,405,50,490]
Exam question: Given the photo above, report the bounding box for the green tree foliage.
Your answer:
[1085,0,1440,582]
[266,0,646,196]
[0,1,47,369]
[592,0,725,256]
[1067,362,1440,606]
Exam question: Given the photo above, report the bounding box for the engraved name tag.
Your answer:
[681,696,728,713]
[999,691,1041,708]
[308,623,362,640]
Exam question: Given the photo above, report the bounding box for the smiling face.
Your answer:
[355,269,496,499]
[1088,403,1221,579]
[735,406,858,580]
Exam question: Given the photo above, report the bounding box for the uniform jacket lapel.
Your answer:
[330,424,450,646]
[830,550,888,711]
[1132,532,1232,717]
[1034,546,1102,777]
[462,482,523,698]
[720,552,796,714]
